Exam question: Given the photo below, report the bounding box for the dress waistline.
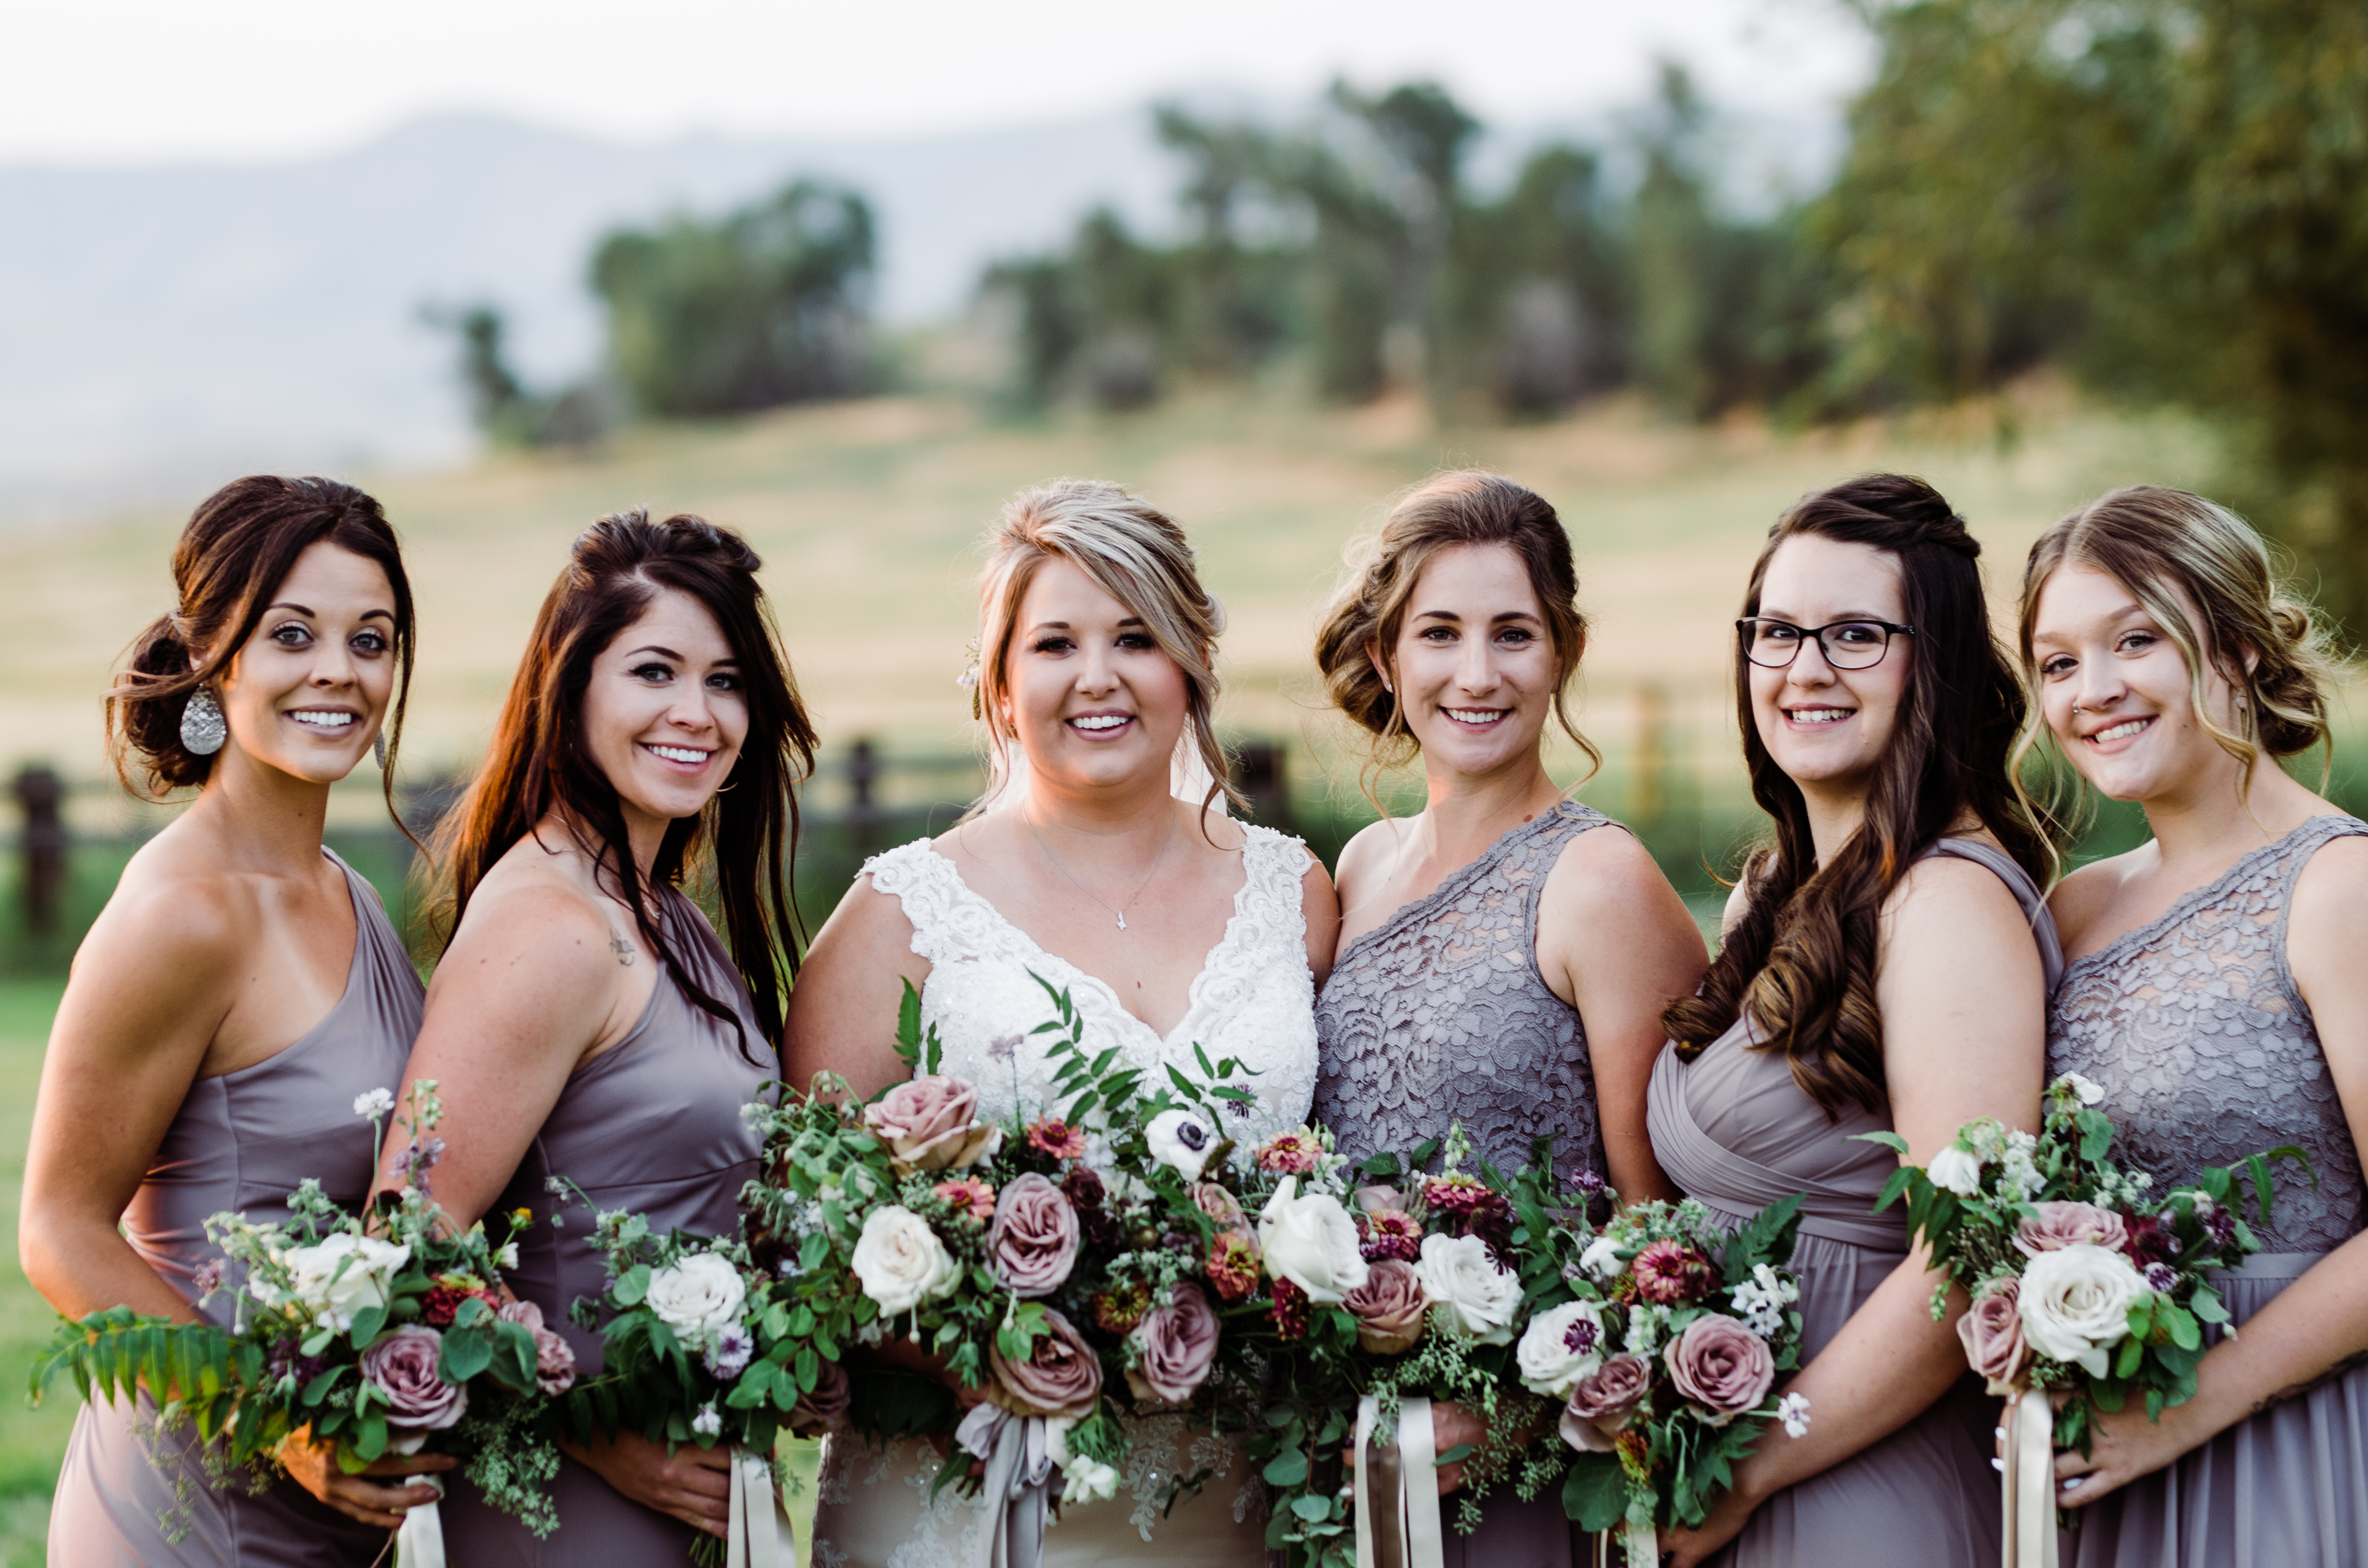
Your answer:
[2208,1249,2327,1282]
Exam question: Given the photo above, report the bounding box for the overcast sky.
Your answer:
[3,0,1873,164]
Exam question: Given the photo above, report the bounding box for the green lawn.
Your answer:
[0,980,68,1566]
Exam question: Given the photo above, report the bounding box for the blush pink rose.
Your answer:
[1664,1313,1775,1426]
[1957,1278,2032,1396]
[988,1309,1102,1419]
[863,1076,997,1173]
[1125,1283,1220,1405]
[360,1325,469,1435]
[988,1173,1081,1298]
[496,1300,579,1396]
[1560,1354,1653,1452]
[2013,1201,2130,1259]
[1343,1259,1430,1355]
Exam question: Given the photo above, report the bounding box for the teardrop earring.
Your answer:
[179,687,227,756]
[373,729,388,770]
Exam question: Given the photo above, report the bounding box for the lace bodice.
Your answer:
[1313,801,1613,1177]
[2049,814,2368,1254]
[865,821,1319,1144]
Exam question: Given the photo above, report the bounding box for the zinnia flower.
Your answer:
[1360,1209,1423,1263]
[1630,1239,1716,1306]
[1254,1129,1321,1176]
[933,1176,997,1223]
[1025,1117,1088,1161]
[1205,1233,1259,1302]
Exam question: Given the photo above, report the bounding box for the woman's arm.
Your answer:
[782,873,930,1101]
[1300,849,1342,992]
[2053,833,2368,1503]
[1667,854,2047,1566]
[1536,826,1709,1205]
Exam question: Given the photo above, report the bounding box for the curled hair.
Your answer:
[107,476,415,818]
[1314,470,1599,791]
[2014,485,2345,822]
[432,510,817,1056]
[1663,474,2048,1119]
[965,478,1242,822]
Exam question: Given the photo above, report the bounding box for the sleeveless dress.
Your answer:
[441,885,777,1566]
[812,826,1319,1568]
[1646,838,2065,1568]
[49,850,419,1568]
[2048,813,2368,1568]
[1312,801,1618,1568]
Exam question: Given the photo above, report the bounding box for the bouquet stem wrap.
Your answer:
[956,1404,1053,1568]
[395,1475,444,1568]
[2001,1389,2058,1568]
[1354,1395,1444,1568]
[727,1446,796,1568]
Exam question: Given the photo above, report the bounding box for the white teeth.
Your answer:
[1443,709,1505,726]
[1069,715,1128,731]
[2094,720,2148,743]
[288,711,355,730]
[647,745,710,764]
[1790,709,1851,724]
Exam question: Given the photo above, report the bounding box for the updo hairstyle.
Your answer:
[107,475,415,808]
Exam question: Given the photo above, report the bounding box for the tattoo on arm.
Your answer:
[608,929,636,967]
[2252,1349,2368,1417]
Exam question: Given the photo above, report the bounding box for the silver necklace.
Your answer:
[1024,811,1176,932]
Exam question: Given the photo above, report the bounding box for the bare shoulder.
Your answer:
[1331,817,1406,903]
[1884,847,2036,947]
[2287,830,2368,937]
[1541,816,1668,909]
[440,850,621,998]
[2045,849,2145,954]
[812,862,925,950]
[66,848,248,1026]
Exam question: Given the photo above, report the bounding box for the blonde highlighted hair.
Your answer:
[2015,485,2346,825]
[965,478,1242,821]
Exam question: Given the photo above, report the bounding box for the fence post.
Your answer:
[847,738,882,856]
[12,764,66,935]
[1235,740,1291,829]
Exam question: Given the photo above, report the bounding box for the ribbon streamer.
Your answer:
[394,1474,444,1568]
[726,1445,797,1568]
[1354,1395,1445,1568]
[1999,1387,2058,1568]
[956,1404,1053,1568]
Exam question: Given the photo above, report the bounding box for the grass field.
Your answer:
[0,980,71,1565]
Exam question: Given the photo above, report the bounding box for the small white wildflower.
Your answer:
[691,1404,723,1439]
[740,1102,771,1128]
[353,1088,396,1120]
[495,1241,520,1270]
[2059,1072,2105,1106]
[1927,1144,1985,1197]
[1624,1303,1666,1355]
[1580,1235,1627,1279]
[1777,1392,1812,1438]
[545,1176,567,1195]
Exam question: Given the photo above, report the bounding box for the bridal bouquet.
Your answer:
[31,1081,570,1537]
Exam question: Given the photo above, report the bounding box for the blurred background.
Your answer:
[1,0,2363,1557]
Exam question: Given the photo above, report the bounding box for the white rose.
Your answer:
[1145,1109,1216,1180]
[1579,1235,1626,1279]
[851,1206,962,1315]
[1516,1299,1608,1396]
[2018,1243,2148,1378]
[270,1233,411,1331]
[1256,1177,1369,1305]
[1926,1144,1985,1198]
[644,1251,748,1345]
[1415,1233,1523,1346]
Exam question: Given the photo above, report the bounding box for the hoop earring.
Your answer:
[180,687,227,756]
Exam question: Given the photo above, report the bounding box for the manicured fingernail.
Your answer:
[1991,1458,2005,1472]
[1994,1427,2006,1440]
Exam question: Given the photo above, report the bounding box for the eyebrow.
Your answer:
[1411,608,1542,623]
[1755,608,1896,623]
[263,601,393,621]
[1028,617,1146,633]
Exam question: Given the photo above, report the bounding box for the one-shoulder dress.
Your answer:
[441,885,777,1566]
[1645,838,2065,1568]
[1313,802,1616,1568]
[2049,813,2368,1568]
[49,849,419,1568]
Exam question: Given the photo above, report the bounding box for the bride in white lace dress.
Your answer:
[786,479,1338,1568]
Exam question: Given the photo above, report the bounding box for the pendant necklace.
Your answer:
[1026,810,1176,932]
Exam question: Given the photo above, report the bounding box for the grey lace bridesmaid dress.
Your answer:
[2049,813,2368,1568]
[1314,802,1618,1568]
[1646,837,2064,1568]
[441,885,777,1566]
[49,850,417,1568]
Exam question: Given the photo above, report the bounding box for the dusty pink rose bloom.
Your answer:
[1192,1183,1254,1239]
[1957,1278,2031,1396]
[1560,1354,1653,1452]
[1352,1185,1405,1217]
[1126,1283,1220,1405]
[988,1173,1081,1298]
[863,1075,996,1173]
[2013,1200,2130,1259]
[1343,1259,1430,1354]
[989,1309,1103,1419]
[361,1325,469,1434]
[788,1358,851,1435]
[496,1300,579,1396]
[1664,1313,1775,1425]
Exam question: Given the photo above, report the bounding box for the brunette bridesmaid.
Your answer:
[26,476,450,1565]
[1650,476,2061,1568]
[1310,472,1708,1565]
[2021,487,2368,1567]
[387,510,815,1563]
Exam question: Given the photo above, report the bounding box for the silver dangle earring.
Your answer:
[180,687,227,755]
[373,729,388,770]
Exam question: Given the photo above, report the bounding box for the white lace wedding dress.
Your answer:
[811,826,1320,1568]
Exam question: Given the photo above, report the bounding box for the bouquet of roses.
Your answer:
[32,1080,571,1544]
[1863,1071,2307,1560]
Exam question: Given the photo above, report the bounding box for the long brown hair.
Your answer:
[433,510,816,1054]
[1664,474,2046,1118]
[108,476,416,816]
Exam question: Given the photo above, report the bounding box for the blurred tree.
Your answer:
[1154,105,1290,376]
[592,181,875,417]
[419,302,612,449]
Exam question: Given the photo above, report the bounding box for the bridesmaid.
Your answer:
[388,509,815,1563]
[1310,471,1708,1563]
[1652,475,2061,1568]
[2021,487,2368,1566]
[25,476,450,1564]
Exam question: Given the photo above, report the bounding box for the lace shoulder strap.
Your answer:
[1233,823,1312,948]
[860,837,1009,969]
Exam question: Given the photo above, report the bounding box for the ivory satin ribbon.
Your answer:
[1354,1395,1445,1568]
[2000,1388,2058,1568]
[727,1445,797,1568]
[394,1474,444,1568]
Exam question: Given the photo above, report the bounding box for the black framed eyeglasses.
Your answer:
[1737,617,1916,670]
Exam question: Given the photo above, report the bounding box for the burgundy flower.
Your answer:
[1061,1167,1107,1211]
[2121,1213,2172,1266]
[360,1325,468,1436]
[422,1278,499,1329]
[1269,1275,1310,1340]
[1126,1283,1220,1404]
[1360,1209,1423,1263]
[2142,1261,2180,1293]
[1631,1239,1717,1306]
[787,1359,850,1436]
[987,1174,1081,1297]
[1423,1174,1512,1243]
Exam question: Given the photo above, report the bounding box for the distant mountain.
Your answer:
[0,111,1181,524]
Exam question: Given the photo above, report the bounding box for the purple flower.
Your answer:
[1563,1316,1601,1358]
[190,1261,225,1298]
[401,1136,446,1193]
[2143,1261,2179,1293]
[360,1325,468,1437]
[704,1322,755,1380]
[1570,1168,1607,1196]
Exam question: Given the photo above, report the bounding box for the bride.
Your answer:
[785,478,1338,1567]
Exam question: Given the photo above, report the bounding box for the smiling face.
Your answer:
[210,540,399,785]
[1377,542,1563,780]
[2028,560,2245,804]
[1748,533,1914,804]
[578,587,748,841]
[1000,555,1190,798]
